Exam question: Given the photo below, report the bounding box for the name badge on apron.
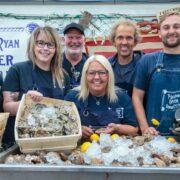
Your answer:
[116,107,124,118]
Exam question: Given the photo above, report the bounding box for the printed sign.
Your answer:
[161,90,180,111]
[0,20,43,79]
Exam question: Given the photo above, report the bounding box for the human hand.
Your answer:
[142,126,159,136]
[95,123,117,134]
[27,90,43,102]
[82,126,94,139]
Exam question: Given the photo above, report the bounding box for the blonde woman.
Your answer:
[3,26,70,143]
[65,55,138,138]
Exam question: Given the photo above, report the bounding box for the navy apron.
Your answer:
[80,97,122,127]
[146,52,180,135]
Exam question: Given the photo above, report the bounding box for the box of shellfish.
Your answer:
[15,94,82,153]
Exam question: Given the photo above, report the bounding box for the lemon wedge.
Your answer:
[90,133,100,142]
[167,137,176,143]
[80,142,92,153]
[111,134,119,139]
[151,118,159,126]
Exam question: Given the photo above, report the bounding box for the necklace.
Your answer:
[93,96,104,106]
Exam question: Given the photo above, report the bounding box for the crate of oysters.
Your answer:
[15,94,82,153]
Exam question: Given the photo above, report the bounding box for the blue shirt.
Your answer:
[65,89,137,127]
[109,51,143,97]
[3,61,70,100]
[62,52,88,89]
[134,51,180,91]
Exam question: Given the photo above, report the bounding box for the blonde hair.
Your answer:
[77,54,118,103]
[27,26,64,88]
[109,19,141,44]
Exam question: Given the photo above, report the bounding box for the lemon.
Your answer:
[111,134,119,139]
[151,118,159,126]
[167,137,176,143]
[80,142,92,153]
[90,133,100,142]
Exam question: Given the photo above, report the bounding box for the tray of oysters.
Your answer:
[14,94,82,153]
[3,134,180,168]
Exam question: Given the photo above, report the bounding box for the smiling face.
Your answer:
[64,29,85,55]
[113,24,136,58]
[86,61,109,97]
[34,32,56,70]
[160,14,180,48]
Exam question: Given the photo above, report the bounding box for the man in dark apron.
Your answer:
[133,10,180,135]
[109,19,143,97]
[62,22,88,89]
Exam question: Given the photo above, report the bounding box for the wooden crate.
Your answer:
[0,113,9,146]
[15,94,82,153]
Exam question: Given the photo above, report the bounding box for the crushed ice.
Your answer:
[83,134,179,166]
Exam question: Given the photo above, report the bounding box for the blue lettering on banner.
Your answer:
[161,89,180,111]
[0,38,19,51]
[0,55,13,66]
[116,107,124,118]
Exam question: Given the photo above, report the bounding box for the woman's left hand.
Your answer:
[27,90,43,102]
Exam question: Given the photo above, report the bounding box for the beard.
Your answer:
[162,35,180,48]
[65,46,83,56]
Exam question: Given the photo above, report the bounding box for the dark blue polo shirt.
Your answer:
[65,89,137,127]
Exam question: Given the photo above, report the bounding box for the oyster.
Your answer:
[68,150,84,165]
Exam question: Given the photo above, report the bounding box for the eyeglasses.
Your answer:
[87,70,108,77]
[35,40,55,49]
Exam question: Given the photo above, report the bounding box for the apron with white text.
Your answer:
[146,52,180,134]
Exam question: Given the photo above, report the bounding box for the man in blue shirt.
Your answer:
[62,22,88,89]
[109,19,143,97]
[133,11,180,135]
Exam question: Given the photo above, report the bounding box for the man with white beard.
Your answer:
[133,10,180,135]
[62,22,88,89]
